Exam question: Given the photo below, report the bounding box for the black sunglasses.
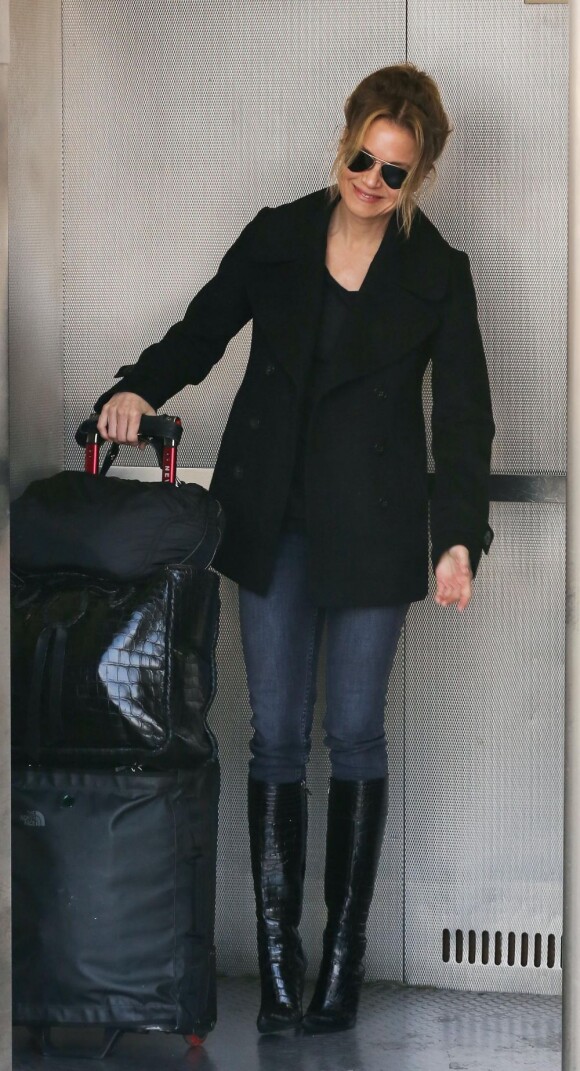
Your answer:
[347,148,408,190]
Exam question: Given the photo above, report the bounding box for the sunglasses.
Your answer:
[347,148,408,190]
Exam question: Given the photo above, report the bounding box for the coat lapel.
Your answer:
[319,207,451,397]
[247,189,452,398]
[247,191,335,395]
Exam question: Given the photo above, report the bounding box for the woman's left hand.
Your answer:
[434,545,473,611]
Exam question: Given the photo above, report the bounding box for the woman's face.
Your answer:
[338,117,418,223]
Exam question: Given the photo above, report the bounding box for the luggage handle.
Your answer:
[75,415,183,484]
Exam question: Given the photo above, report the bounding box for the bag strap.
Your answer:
[99,442,120,477]
[99,440,165,477]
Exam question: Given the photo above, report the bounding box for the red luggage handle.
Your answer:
[75,415,183,484]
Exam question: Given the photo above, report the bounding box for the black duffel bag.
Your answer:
[11,564,219,768]
[12,762,219,1051]
[10,415,225,579]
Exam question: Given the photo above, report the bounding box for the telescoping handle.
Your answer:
[75,415,183,484]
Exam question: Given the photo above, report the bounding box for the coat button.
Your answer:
[233,464,244,479]
[373,440,385,455]
[249,416,261,429]
[379,497,389,509]
[265,363,275,375]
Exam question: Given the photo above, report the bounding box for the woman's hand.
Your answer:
[96,392,156,447]
[434,545,473,611]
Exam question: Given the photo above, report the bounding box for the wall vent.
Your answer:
[442,929,562,968]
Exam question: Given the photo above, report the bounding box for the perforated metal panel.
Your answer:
[411,0,568,476]
[405,502,564,993]
[406,0,567,994]
[9,1,64,495]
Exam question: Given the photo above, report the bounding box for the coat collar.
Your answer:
[248,188,452,395]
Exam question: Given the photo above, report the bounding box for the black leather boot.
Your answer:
[248,777,308,1033]
[301,777,388,1034]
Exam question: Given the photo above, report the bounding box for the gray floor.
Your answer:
[13,977,562,1071]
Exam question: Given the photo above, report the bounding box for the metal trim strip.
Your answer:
[110,467,566,503]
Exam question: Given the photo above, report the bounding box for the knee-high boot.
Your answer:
[247,777,308,1033]
[301,776,388,1034]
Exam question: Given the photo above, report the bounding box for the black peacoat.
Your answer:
[95,188,495,607]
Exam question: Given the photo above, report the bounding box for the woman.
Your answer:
[95,63,495,1035]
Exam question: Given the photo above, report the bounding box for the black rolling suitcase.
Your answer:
[12,763,219,1056]
[11,416,223,1057]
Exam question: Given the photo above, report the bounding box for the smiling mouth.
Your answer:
[353,184,382,202]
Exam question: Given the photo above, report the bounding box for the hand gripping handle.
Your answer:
[75,414,183,448]
[75,415,183,482]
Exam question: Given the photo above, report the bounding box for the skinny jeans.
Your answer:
[238,531,409,784]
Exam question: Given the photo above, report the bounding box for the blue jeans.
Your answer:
[238,531,409,784]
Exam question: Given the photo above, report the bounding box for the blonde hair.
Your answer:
[329,64,452,238]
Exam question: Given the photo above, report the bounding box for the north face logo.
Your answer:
[17,810,45,828]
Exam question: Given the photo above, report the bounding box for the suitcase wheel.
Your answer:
[184,1033,207,1047]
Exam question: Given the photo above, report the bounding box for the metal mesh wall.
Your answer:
[9,1,64,496]
[411,0,568,476]
[406,0,567,993]
[405,501,564,993]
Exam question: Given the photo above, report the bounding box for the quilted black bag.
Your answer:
[11,564,220,768]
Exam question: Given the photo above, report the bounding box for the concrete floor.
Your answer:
[13,977,562,1071]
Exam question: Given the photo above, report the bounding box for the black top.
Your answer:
[283,267,359,531]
